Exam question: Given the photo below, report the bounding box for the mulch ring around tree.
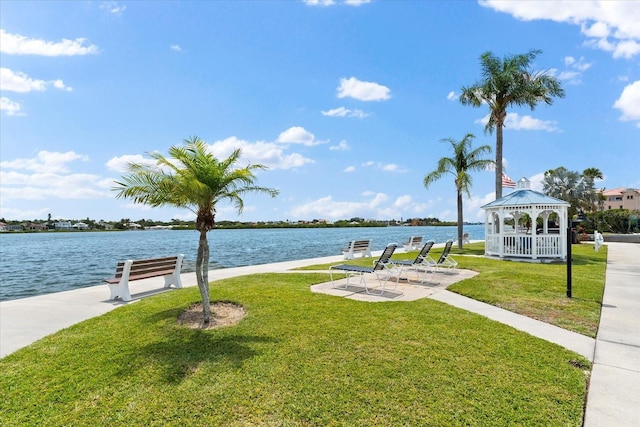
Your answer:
[178,301,246,330]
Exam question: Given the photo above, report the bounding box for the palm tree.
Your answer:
[424,133,493,249]
[114,136,279,324]
[544,166,604,218]
[582,167,604,213]
[460,49,565,199]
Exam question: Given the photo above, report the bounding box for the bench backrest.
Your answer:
[352,240,371,251]
[114,256,179,279]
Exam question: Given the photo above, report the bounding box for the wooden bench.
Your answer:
[402,236,423,251]
[104,255,184,301]
[341,239,372,260]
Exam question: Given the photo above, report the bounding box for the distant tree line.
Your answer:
[0,216,469,232]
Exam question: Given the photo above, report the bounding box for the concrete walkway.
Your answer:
[583,241,640,427]
[1,242,638,425]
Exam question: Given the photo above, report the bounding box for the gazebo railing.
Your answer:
[486,233,563,258]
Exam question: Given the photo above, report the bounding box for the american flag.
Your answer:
[501,173,516,188]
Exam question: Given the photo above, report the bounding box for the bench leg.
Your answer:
[109,279,131,301]
[164,254,184,289]
[164,272,183,289]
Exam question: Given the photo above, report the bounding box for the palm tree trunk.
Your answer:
[196,229,212,324]
[457,190,464,250]
[495,124,504,199]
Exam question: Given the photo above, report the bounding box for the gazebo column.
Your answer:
[558,207,567,260]
[498,208,506,258]
[530,209,537,259]
[540,211,550,234]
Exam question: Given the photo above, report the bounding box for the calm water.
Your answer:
[0,225,484,301]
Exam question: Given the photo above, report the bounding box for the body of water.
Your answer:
[0,225,484,301]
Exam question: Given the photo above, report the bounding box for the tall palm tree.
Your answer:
[114,136,278,323]
[424,133,493,249]
[460,49,565,199]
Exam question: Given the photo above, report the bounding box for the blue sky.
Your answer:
[1,0,638,223]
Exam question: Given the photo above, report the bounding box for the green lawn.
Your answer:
[302,242,607,337]
[1,269,594,426]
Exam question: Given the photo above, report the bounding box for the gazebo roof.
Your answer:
[482,188,569,209]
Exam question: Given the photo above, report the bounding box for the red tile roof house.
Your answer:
[600,188,640,211]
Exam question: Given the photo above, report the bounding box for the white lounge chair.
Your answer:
[391,240,436,283]
[433,240,457,272]
[330,243,401,296]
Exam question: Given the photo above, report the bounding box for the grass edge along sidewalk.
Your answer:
[1,272,590,426]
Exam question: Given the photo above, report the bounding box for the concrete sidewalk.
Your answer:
[583,241,640,427]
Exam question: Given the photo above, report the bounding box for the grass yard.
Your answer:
[0,272,590,426]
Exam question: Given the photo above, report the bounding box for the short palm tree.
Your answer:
[424,133,493,249]
[460,49,565,199]
[114,136,278,323]
[582,167,604,213]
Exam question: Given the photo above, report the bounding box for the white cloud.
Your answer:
[475,113,559,132]
[100,1,127,15]
[564,56,592,72]
[208,136,314,170]
[0,29,99,56]
[447,91,459,101]
[52,79,72,91]
[613,80,640,126]
[480,0,640,58]
[170,44,182,52]
[1,68,72,93]
[1,150,89,173]
[329,140,350,151]
[361,160,408,173]
[290,192,388,220]
[381,163,407,173]
[485,157,510,172]
[107,134,316,175]
[321,106,369,118]
[0,151,109,202]
[303,0,335,6]
[277,126,325,146]
[337,77,391,101]
[0,172,109,201]
[343,165,356,172]
[304,0,370,6]
[555,56,593,85]
[289,192,437,221]
[0,97,23,116]
[527,173,546,192]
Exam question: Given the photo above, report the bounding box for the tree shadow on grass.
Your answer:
[117,306,278,384]
[124,330,278,384]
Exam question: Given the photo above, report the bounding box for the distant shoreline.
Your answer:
[1,221,485,233]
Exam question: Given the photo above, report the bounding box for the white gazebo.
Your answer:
[482,178,570,262]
